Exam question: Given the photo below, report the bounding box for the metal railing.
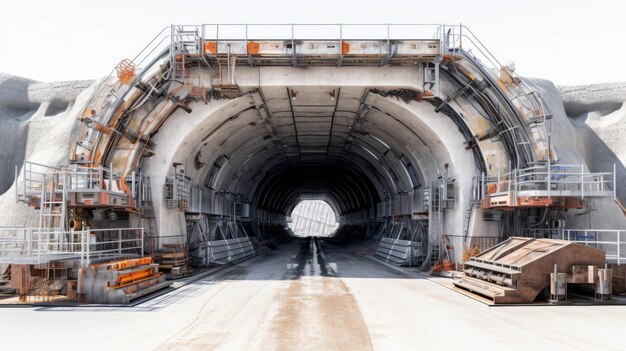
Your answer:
[200,23,441,41]
[164,175,191,211]
[19,161,126,197]
[19,161,60,200]
[479,163,616,202]
[445,235,502,251]
[523,228,626,265]
[441,24,554,163]
[0,227,144,266]
[70,26,173,163]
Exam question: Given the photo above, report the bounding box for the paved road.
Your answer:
[1,237,626,350]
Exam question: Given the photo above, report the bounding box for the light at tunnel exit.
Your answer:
[288,200,339,237]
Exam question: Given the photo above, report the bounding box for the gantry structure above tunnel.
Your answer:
[3,24,620,271]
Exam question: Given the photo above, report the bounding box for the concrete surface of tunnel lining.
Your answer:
[143,71,477,252]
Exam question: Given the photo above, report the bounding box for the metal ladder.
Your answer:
[427,181,443,268]
[139,176,158,253]
[430,243,441,267]
[38,172,68,253]
[170,26,201,80]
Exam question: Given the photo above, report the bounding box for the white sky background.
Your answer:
[0,0,624,85]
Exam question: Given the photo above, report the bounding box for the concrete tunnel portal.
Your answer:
[2,24,625,304]
[63,24,614,266]
[131,66,482,266]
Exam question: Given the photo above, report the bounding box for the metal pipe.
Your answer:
[581,164,584,199]
[614,163,617,201]
[131,171,136,199]
[548,162,551,199]
[618,230,621,265]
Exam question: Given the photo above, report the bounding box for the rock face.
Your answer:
[524,79,626,229]
[558,82,626,205]
[0,73,96,226]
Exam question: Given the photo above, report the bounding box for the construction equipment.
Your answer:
[153,244,192,279]
[81,257,170,304]
[478,164,615,210]
[453,237,606,304]
[115,59,136,84]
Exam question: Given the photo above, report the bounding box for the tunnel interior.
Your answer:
[140,73,478,266]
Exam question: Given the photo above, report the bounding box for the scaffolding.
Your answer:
[164,165,191,211]
[477,163,616,209]
[3,160,146,269]
[18,161,137,209]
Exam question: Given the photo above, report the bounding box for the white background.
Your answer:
[1,0,625,85]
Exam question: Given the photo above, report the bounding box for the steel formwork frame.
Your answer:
[49,22,624,273]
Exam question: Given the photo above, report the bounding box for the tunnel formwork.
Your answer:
[0,24,624,302]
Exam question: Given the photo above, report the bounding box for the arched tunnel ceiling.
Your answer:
[168,82,469,216]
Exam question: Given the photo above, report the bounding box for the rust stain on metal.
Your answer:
[454,237,606,304]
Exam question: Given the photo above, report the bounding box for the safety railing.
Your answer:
[164,174,191,211]
[479,163,616,202]
[0,227,144,266]
[200,23,441,41]
[19,161,61,199]
[164,23,450,68]
[523,229,626,265]
[446,235,502,251]
[19,161,132,199]
[70,26,172,163]
[442,24,554,163]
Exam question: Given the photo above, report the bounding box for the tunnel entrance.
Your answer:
[7,23,612,285]
[147,80,469,269]
[2,24,623,308]
[288,200,339,237]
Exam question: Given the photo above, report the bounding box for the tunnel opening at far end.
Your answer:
[288,200,339,237]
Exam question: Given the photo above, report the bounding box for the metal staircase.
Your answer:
[424,181,443,269]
